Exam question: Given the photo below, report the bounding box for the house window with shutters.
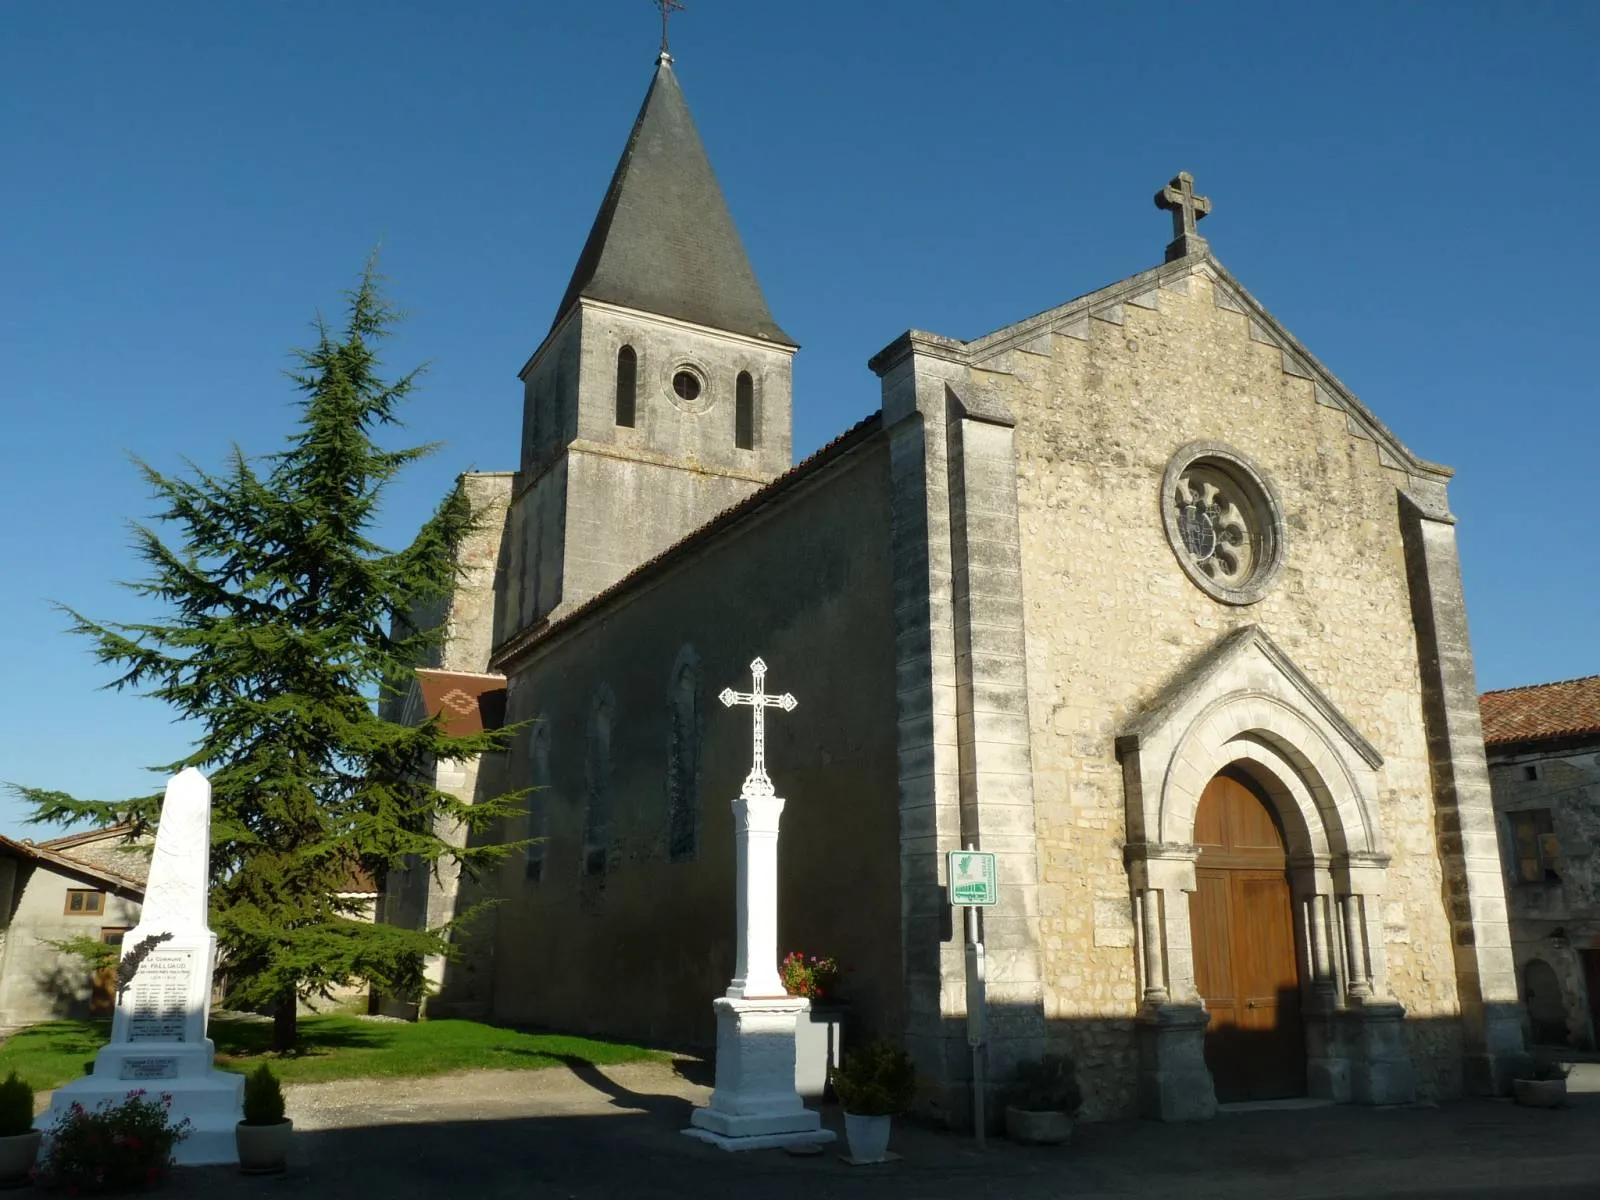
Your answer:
[1509,808,1561,884]
[65,889,106,916]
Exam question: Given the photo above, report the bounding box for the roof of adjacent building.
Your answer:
[1480,674,1600,749]
[415,668,507,737]
[0,828,146,896]
[551,56,792,346]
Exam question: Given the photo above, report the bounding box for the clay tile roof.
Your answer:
[490,410,884,670]
[1480,675,1600,749]
[415,670,508,738]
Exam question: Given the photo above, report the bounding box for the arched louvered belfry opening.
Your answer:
[735,371,755,449]
[615,345,637,428]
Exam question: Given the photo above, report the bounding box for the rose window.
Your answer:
[1161,444,1285,605]
[1174,470,1254,588]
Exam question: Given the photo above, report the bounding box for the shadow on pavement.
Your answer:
[158,1080,1600,1200]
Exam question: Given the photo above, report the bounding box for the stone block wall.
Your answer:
[980,265,1474,1112]
[1487,740,1600,1048]
[484,430,904,1051]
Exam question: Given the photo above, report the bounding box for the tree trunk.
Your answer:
[272,992,297,1052]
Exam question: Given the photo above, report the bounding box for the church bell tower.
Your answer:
[498,50,797,646]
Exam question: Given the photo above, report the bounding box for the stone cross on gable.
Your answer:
[719,657,797,800]
[1155,171,1212,262]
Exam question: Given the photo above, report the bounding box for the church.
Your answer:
[377,47,1526,1123]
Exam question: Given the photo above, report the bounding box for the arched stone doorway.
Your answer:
[1116,627,1420,1119]
[1191,772,1307,1101]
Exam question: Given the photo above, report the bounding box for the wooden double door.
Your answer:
[1190,773,1307,1102]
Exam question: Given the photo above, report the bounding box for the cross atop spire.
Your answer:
[654,0,686,61]
[1154,171,1212,262]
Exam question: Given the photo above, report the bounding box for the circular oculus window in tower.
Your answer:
[1161,442,1286,605]
[664,363,713,413]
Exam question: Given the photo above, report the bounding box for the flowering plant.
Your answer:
[780,952,840,1000]
[37,1090,191,1192]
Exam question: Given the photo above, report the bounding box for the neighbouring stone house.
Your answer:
[1481,675,1600,1049]
[379,46,1526,1123]
[0,826,146,1025]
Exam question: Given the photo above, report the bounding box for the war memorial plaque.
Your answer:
[125,949,196,1043]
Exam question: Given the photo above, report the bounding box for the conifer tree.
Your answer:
[12,267,521,1050]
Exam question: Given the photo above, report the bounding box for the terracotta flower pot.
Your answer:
[1513,1078,1567,1109]
[0,1130,41,1186]
[236,1118,293,1174]
[1005,1105,1073,1145]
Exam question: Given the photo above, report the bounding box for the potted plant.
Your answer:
[1002,1053,1082,1145]
[1512,1056,1571,1109]
[0,1072,40,1186]
[828,1040,915,1164]
[235,1064,292,1174]
[782,951,845,1100]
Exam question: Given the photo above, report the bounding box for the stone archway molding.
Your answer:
[1115,625,1416,1119]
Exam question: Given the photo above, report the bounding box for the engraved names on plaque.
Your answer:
[125,949,195,1043]
[120,1057,180,1081]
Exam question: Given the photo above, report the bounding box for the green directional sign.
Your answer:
[948,850,998,907]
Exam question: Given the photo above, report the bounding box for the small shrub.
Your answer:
[829,1040,915,1116]
[1003,1053,1082,1115]
[241,1063,286,1125]
[38,1090,190,1192]
[0,1072,34,1138]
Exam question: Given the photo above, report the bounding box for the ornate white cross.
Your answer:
[719,657,797,800]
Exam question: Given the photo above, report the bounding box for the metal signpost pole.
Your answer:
[966,897,986,1151]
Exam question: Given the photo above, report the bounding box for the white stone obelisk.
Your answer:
[685,658,834,1151]
[44,768,244,1164]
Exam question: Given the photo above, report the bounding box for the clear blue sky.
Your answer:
[2,2,1595,832]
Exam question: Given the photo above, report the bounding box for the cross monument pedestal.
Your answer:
[685,658,834,1152]
[43,769,244,1164]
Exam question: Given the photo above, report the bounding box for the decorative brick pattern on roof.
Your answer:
[1479,675,1600,747]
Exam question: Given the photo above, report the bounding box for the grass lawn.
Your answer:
[0,1015,667,1091]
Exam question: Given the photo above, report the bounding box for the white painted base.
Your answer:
[42,1040,245,1165]
[685,996,835,1151]
[684,1126,837,1152]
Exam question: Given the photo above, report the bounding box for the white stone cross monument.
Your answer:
[44,768,244,1164]
[685,658,834,1151]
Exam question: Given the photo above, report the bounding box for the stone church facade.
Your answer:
[380,52,1526,1122]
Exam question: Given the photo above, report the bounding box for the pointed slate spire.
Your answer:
[552,56,793,345]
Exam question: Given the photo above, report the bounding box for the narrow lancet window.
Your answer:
[526,722,550,883]
[666,656,701,861]
[584,690,615,876]
[735,371,755,449]
[616,345,638,428]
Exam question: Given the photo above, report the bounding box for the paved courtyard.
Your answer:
[147,1060,1600,1199]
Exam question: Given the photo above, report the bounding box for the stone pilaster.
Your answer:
[945,388,1047,1088]
[874,333,1046,1125]
[1400,488,1527,1094]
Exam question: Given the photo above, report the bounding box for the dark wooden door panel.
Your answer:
[1191,871,1237,1029]
[1191,775,1306,1103]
